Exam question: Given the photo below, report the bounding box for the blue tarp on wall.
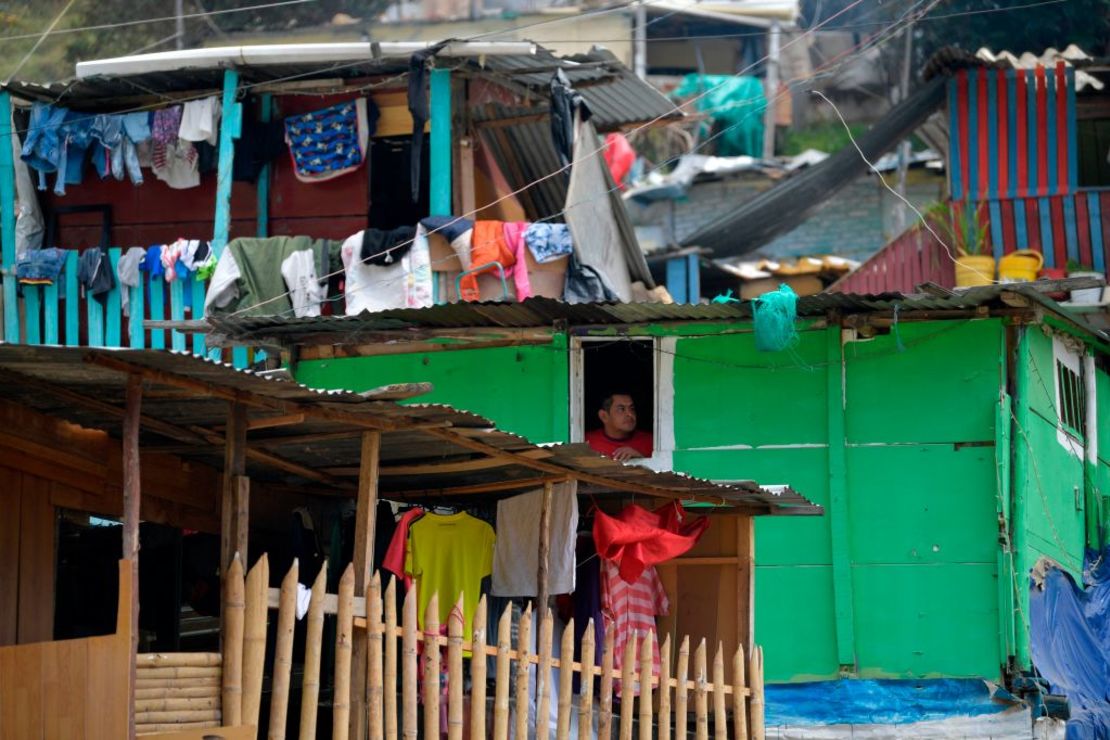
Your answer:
[1030,549,1110,740]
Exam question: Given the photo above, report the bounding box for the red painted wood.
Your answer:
[1001,199,1016,254]
[1056,62,1069,193]
[1027,198,1041,251]
[997,69,1009,197]
[1101,193,1110,270]
[1051,196,1067,268]
[1076,193,1093,268]
[1015,70,1028,197]
[977,71,989,200]
[1036,66,1049,197]
[957,71,970,199]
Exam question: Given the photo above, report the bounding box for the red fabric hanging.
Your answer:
[592,500,709,583]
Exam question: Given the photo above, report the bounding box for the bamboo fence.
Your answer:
[217,558,766,740]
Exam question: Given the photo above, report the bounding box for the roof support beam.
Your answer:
[122,373,142,740]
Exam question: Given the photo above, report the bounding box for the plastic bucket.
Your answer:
[955,255,996,287]
[1069,271,1105,304]
[998,250,1043,283]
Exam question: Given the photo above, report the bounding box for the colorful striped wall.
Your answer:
[976,191,1109,270]
[949,63,1078,201]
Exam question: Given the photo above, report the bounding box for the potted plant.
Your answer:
[1066,259,1105,304]
[925,200,994,287]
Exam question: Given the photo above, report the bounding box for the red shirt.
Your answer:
[585,428,654,459]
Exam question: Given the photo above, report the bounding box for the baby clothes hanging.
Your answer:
[283,98,375,183]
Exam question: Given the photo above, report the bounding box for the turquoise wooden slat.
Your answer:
[232,346,249,369]
[191,274,206,356]
[87,282,105,348]
[1089,193,1105,273]
[212,69,242,256]
[64,250,78,346]
[170,277,186,351]
[149,275,165,350]
[24,285,40,344]
[947,79,961,200]
[1039,197,1054,268]
[0,92,19,344]
[989,200,1004,259]
[1063,196,1079,264]
[1014,199,1029,250]
[106,248,122,347]
[129,272,145,349]
[257,93,272,238]
[43,278,59,345]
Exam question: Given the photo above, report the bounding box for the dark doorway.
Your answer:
[581,339,655,444]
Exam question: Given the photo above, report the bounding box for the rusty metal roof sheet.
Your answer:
[0,344,817,514]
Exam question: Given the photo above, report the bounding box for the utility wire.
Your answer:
[5,0,79,83]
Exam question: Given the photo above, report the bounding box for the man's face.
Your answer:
[600,394,637,435]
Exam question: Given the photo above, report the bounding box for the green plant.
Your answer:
[1067,259,1095,273]
[923,200,989,257]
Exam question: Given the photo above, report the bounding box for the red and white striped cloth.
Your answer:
[601,559,669,696]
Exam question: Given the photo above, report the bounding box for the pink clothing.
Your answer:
[501,221,533,300]
[382,507,423,590]
[602,559,668,696]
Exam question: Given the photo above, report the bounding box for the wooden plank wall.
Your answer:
[0,560,131,739]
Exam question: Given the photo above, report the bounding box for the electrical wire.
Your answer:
[5,0,79,83]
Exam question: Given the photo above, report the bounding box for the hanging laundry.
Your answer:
[501,221,533,301]
[161,239,188,282]
[405,511,495,643]
[15,247,68,285]
[360,225,415,266]
[524,222,574,264]
[492,481,578,597]
[77,246,115,305]
[151,106,183,146]
[194,243,218,281]
[204,235,340,318]
[233,116,285,182]
[121,112,151,144]
[420,215,473,270]
[117,246,146,318]
[178,96,221,146]
[601,559,667,696]
[603,133,636,189]
[370,137,428,228]
[142,245,166,279]
[563,254,619,303]
[90,115,123,180]
[283,98,375,183]
[593,501,709,583]
[12,130,45,258]
[549,68,590,169]
[340,227,433,315]
[383,507,424,591]
[406,43,448,203]
[21,102,69,190]
[152,140,199,190]
[462,220,516,302]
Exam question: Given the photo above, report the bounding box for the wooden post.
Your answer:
[638,631,653,740]
[536,481,554,622]
[712,643,727,740]
[470,595,488,740]
[578,621,596,740]
[598,629,615,740]
[256,93,273,238]
[401,588,418,740]
[0,91,19,344]
[223,554,245,729]
[212,68,242,255]
[423,594,441,740]
[514,604,532,740]
[619,634,637,740]
[675,636,690,740]
[299,561,327,740]
[659,635,672,740]
[243,554,270,729]
[221,403,248,575]
[384,577,398,740]
[447,594,465,740]
[335,564,355,740]
[694,640,708,740]
[732,645,748,740]
[429,68,452,217]
[535,607,553,740]
[749,646,765,740]
[736,515,755,657]
[556,617,574,740]
[493,602,512,740]
[367,574,385,740]
[352,431,382,740]
[122,373,142,739]
[269,559,299,740]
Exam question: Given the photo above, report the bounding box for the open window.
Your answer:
[571,337,657,455]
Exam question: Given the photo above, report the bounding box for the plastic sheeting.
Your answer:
[671,74,765,158]
[1030,550,1110,740]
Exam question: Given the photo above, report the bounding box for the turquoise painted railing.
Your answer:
[13,247,251,368]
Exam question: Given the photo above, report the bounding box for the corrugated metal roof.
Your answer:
[922,45,1106,91]
[210,285,1110,346]
[0,344,816,513]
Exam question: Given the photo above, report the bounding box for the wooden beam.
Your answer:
[222,403,248,574]
[386,476,568,499]
[351,430,381,740]
[246,413,305,431]
[123,373,142,740]
[249,430,365,448]
[736,515,755,658]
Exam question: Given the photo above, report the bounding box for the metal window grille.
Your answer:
[1056,359,1086,436]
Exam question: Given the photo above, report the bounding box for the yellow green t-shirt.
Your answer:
[405,511,496,642]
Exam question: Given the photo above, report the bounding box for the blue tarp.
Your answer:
[1030,549,1110,740]
[670,75,765,158]
[765,678,1013,726]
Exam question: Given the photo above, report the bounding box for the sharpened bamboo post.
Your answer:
[639,631,653,740]
[243,554,270,729]
[123,373,141,740]
[222,553,245,728]
[368,573,385,740]
[447,594,465,740]
[659,635,672,740]
[352,431,382,740]
[694,639,708,740]
[598,628,615,740]
[712,643,727,740]
[732,645,748,740]
[578,621,596,740]
[299,561,327,740]
[493,602,512,740]
[401,587,418,739]
[557,616,574,740]
[675,636,689,740]
[537,608,554,740]
[619,633,637,740]
[423,594,441,740]
[334,564,355,740]
[384,577,398,740]
[471,595,489,740]
[514,603,533,740]
[750,646,765,740]
[536,481,554,631]
[269,558,298,740]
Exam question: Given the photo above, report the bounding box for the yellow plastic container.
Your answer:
[955,255,996,287]
[998,250,1044,283]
